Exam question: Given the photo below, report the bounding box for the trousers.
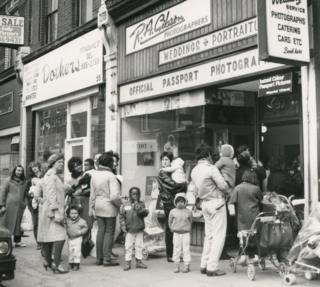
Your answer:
[173,232,191,264]
[96,216,116,261]
[125,232,143,261]
[68,237,82,263]
[200,199,227,272]
[42,240,65,267]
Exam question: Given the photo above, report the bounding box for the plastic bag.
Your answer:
[90,221,98,257]
[20,208,33,231]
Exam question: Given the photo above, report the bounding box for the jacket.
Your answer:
[89,168,121,218]
[66,217,88,239]
[119,200,149,233]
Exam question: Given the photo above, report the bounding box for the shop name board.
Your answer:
[258,72,292,97]
[159,18,257,65]
[126,0,211,55]
[120,49,285,104]
[258,0,309,64]
[23,29,103,107]
[0,15,24,46]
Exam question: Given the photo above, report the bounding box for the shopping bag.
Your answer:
[20,208,33,231]
[90,221,98,257]
[81,232,95,258]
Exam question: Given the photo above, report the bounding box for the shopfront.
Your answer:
[22,28,105,173]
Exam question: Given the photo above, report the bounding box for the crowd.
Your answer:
[0,143,303,277]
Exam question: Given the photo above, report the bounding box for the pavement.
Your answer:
[4,231,320,287]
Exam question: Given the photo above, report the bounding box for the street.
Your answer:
[4,232,319,287]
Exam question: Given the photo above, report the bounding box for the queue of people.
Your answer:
[0,143,303,277]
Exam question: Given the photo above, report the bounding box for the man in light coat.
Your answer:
[191,144,229,277]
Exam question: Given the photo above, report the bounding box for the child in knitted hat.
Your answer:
[215,144,236,193]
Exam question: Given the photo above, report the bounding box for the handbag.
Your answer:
[81,231,95,258]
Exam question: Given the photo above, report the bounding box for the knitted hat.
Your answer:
[47,153,64,168]
[220,144,234,158]
[174,192,187,206]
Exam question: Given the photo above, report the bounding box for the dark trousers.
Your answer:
[14,236,21,243]
[163,202,174,259]
[96,216,116,262]
[42,240,65,267]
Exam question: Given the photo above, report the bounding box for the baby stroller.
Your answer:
[230,194,300,281]
[282,203,320,285]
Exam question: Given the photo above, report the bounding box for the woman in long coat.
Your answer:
[37,153,68,274]
[0,165,27,247]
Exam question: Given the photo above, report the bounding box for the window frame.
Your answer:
[46,0,58,43]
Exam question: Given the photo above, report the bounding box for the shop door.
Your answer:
[64,98,91,174]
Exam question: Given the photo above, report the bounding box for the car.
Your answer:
[0,226,16,285]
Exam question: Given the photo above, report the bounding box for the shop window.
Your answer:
[47,0,58,43]
[37,105,66,161]
[71,112,87,138]
[76,0,93,26]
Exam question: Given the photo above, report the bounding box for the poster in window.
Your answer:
[0,92,13,115]
[137,141,157,166]
[145,176,158,197]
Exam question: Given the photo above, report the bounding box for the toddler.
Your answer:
[66,205,88,271]
[168,193,193,273]
[29,177,41,209]
[120,187,149,271]
[215,144,236,192]
[161,157,187,184]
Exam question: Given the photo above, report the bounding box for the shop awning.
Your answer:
[121,89,205,118]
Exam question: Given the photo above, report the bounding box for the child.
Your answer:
[168,193,193,273]
[66,205,88,271]
[215,144,236,192]
[161,157,187,184]
[120,187,149,271]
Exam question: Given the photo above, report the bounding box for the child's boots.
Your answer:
[123,261,131,271]
[181,264,189,273]
[73,263,80,271]
[173,263,180,273]
[136,259,148,269]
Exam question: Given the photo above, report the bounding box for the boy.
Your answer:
[168,193,193,273]
[66,205,88,271]
[120,187,149,271]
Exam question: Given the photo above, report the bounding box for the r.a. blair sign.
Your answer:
[126,0,211,55]
[0,15,24,47]
[257,0,309,64]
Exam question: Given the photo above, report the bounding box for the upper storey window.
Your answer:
[47,0,58,43]
[77,0,93,26]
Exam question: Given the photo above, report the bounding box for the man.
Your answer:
[191,144,229,277]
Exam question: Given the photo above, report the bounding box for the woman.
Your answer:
[37,153,68,274]
[157,151,187,262]
[25,162,42,249]
[0,165,28,247]
[89,152,121,266]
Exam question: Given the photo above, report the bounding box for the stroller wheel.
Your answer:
[142,248,149,260]
[259,259,266,271]
[283,274,297,285]
[304,271,317,281]
[247,264,256,281]
[279,262,288,278]
[229,258,237,273]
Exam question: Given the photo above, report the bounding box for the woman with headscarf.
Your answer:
[0,165,28,247]
[37,153,68,274]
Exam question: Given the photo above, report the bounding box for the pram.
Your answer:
[282,203,320,285]
[230,194,300,281]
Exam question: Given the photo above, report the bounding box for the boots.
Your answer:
[69,263,74,271]
[181,264,189,273]
[73,263,80,271]
[136,259,148,269]
[123,261,131,271]
[173,263,180,273]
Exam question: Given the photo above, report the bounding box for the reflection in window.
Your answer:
[71,112,87,138]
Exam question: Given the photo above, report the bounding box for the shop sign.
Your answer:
[0,15,24,46]
[123,140,158,153]
[159,18,257,65]
[257,0,309,64]
[0,92,13,115]
[22,29,103,107]
[119,49,285,104]
[258,72,292,97]
[126,0,211,55]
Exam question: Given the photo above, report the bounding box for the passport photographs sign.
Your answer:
[258,0,309,64]
[258,72,292,97]
[126,0,211,55]
[0,15,24,46]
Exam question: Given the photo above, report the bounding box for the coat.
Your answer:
[37,169,67,242]
[0,178,27,236]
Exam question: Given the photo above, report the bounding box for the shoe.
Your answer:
[123,261,131,271]
[73,264,80,271]
[15,242,26,247]
[103,260,120,267]
[200,267,207,274]
[69,263,74,271]
[43,262,52,271]
[207,269,226,277]
[110,251,119,258]
[167,257,174,263]
[96,259,103,266]
[173,263,180,273]
[181,264,189,273]
[52,265,69,274]
[136,259,147,269]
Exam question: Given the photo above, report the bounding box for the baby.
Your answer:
[29,177,41,209]
[161,157,187,184]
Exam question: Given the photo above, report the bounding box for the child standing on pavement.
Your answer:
[66,205,88,271]
[120,187,149,271]
[169,193,193,273]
